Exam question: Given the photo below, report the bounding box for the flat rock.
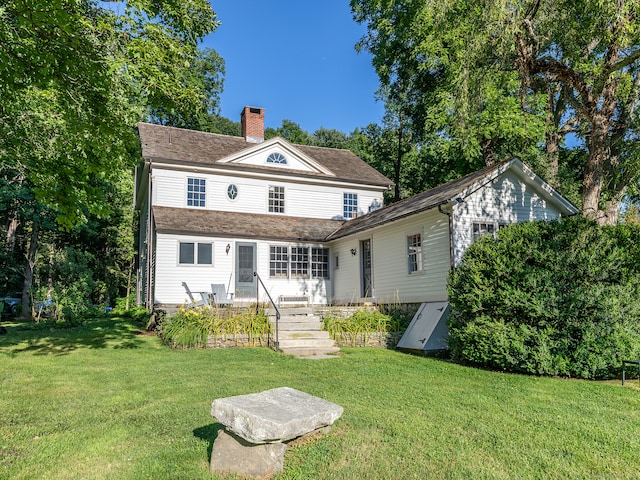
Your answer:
[209,428,287,478]
[211,387,343,444]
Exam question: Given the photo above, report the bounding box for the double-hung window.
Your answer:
[343,193,358,219]
[187,177,206,207]
[269,186,285,213]
[312,248,330,279]
[269,246,288,277]
[179,242,213,265]
[290,247,309,277]
[407,234,423,273]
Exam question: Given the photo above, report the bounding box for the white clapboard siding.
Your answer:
[368,210,450,303]
[331,210,450,304]
[330,237,363,304]
[153,235,332,305]
[151,168,383,220]
[451,170,564,265]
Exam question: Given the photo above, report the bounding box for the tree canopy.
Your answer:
[352,0,640,224]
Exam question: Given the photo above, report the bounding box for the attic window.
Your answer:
[266,152,287,165]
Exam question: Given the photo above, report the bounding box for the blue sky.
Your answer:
[202,1,385,134]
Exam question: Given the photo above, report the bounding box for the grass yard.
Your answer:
[1,316,640,479]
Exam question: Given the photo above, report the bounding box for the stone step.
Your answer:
[275,321,323,331]
[278,346,341,358]
[266,307,313,316]
[277,337,336,349]
[278,330,331,340]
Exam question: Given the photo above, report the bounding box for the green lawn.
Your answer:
[1,316,640,479]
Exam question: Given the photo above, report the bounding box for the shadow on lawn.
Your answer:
[0,316,147,356]
[193,423,225,461]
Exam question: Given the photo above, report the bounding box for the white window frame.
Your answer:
[312,247,330,279]
[472,221,497,242]
[269,246,288,277]
[343,192,358,219]
[268,185,285,213]
[178,241,213,266]
[407,233,423,274]
[268,245,330,279]
[187,177,206,207]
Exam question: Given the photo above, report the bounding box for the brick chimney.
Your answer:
[241,106,264,143]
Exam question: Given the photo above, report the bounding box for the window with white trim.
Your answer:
[407,234,423,273]
[187,177,206,207]
[179,242,213,265]
[312,248,330,279]
[269,246,288,277]
[343,192,358,219]
[472,222,497,242]
[290,247,309,277]
[268,246,330,279]
[268,185,285,213]
[266,152,287,164]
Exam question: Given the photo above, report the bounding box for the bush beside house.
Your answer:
[447,216,640,379]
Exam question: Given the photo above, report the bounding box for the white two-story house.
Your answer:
[135,106,578,311]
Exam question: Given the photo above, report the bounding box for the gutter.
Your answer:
[438,202,456,271]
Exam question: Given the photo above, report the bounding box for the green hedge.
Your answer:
[447,216,640,379]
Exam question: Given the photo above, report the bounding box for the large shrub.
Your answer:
[448,216,640,379]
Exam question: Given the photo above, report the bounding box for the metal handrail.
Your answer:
[253,272,280,351]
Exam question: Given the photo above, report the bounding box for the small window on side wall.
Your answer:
[472,222,497,242]
[407,234,423,273]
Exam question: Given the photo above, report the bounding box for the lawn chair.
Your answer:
[210,284,233,307]
[181,282,209,307]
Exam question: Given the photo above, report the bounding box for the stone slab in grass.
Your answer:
[210,386,344,444]
[209,428,287,478]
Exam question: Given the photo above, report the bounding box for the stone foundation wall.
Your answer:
[331,332,403,348]
[206,334,271,348]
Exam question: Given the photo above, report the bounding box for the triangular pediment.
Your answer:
[217,137,335,176]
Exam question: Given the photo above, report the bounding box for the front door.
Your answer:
[235,242,256,298]
[361,239,372,298]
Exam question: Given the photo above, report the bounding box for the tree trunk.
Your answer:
[20,220,39,319]
[5,212,18,252]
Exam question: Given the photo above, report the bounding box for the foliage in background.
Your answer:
[159,306,271,349]
[448,216,640,379]
[351,0,640,224]
[0,0,221,317]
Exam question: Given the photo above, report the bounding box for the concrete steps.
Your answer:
[269,307,340,359]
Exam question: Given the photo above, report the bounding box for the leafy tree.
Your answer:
[351,0,640,225]
[310,128,350,149]
[265,120,312,145]
[0,0,220,316]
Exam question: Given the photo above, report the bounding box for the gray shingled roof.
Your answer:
[138,122,393,187]
[153,206,343,242]
[327,161,513,240]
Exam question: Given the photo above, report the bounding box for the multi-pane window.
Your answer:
[290,247,309,277]
[187,177,206,207]
[267,152,287,164]
[179,242,213,265]
[269,246,330,279]
[269,246,288,277]
[312,248,330,279]
[472,222,496,242]
[407,234,423,273]
[343,193,358,219]
[269,186,285,213]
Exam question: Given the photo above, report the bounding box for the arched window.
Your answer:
[266,152,287,164]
